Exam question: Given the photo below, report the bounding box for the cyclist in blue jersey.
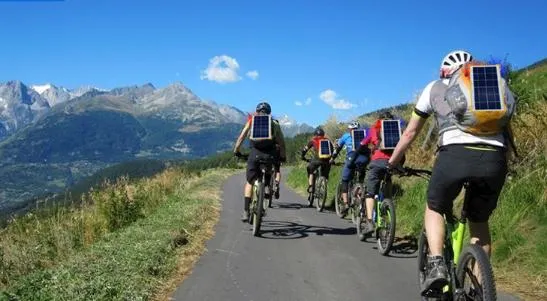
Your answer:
[330,121,371,215]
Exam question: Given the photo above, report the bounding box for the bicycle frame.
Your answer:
[373,172,393,225]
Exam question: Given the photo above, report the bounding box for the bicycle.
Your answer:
[303,158,338,212]
[236,152,275,237]
[402,168,498,300]
[334,162,367,224]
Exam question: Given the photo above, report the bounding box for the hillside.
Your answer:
[0,80,312,210]
[287,58,547,301]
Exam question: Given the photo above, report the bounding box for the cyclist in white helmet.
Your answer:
[330,120,371,215]
[387,50,516,295]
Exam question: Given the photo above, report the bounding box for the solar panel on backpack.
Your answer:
[471,65,503,111]
[250,115,272,140]
[318,139,332,159]
[380,120,401,149]
[351,129,366,151]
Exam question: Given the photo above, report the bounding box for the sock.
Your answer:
[244,197,251,211]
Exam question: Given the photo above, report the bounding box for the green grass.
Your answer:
[0,168,234,300]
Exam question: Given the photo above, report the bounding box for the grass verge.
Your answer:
[0,168,235,301]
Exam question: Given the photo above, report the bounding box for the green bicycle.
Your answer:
[356,165,399,254]
[408,168,497,301]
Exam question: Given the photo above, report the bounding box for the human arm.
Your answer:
[233,121,251,154]
[300,140,314,160]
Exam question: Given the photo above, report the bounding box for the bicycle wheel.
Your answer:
[252,181,264,237]
[350,183,364,224]
[315,176,327,212]
[456,243,497,301]
[355,201,365,241]
[335,182,345,218]
[377,198,396,255]
[266,175,273,208]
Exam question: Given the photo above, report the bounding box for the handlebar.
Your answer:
[392,166,432,179]
[301,157,342,166]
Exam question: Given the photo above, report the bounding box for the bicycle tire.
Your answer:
[335,182,345,218]
[315,176,327,212]
[350,183,364,224]
[456,243,497,301]
[249,183,258,226]
[266,175,273,208]
[377,198,396,255]
[252,181,264,237]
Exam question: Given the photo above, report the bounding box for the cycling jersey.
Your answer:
[336,130,366,156]
[414,79,512,148]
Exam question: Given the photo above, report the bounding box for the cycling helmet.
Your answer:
[440,50,473,78]
[314,127,325,136]
[379,111,394,120]
[348,121,360,129]
[256,102,271,114]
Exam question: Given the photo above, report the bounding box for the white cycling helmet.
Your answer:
[348,121,360,129]
[440,50,473,78]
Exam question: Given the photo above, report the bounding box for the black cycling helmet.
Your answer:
[314,127,325,136]
[256,102,271,114]
[379,111,394,119]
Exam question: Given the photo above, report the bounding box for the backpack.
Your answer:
[314,137,333,159]
[444,62,515,136]
[248,114,278,150]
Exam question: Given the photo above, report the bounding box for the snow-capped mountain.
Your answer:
[31,83,72,106]
[0,81,50,138]
[276,114,314,137]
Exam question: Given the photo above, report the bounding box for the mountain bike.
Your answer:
[355,165,428,255]
[236,152,275,237]
[334,162,367,224]
[303,158,339,212]
[406,168,497,301]
[266,163,277,208]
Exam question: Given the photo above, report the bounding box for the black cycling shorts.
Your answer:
[307,159,331,179]
[246,148,277,184]
[427,144,508,223]
[365,159,388,198]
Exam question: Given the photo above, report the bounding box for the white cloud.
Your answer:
[200,55,242,83]
[295,97,312,107]
[246,70,259,80]
[319,89,356,110]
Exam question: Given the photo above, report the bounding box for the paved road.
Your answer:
[173,172,520,301]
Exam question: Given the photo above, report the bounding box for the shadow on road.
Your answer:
[274,202,304,210]
[369,235,418,258]
[258,220,356,240]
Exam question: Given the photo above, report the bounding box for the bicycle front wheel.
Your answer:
[252,181,264,237]
[456,243,497,301]
[315,176,327,212]
[376,198,396,255]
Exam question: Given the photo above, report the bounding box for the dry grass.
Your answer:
[152,169,234,301]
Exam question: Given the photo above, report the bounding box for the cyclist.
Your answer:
[300,127,334,207]
[353,111,403,236]
[387,50,515,294]
[330,121,370,215]
[234,102,287,222]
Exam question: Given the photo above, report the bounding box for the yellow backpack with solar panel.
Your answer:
[444,62,515,136]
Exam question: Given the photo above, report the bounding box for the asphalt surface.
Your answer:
[172,171,520,301]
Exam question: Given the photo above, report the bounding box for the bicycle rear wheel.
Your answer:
[252,181,264,237]
[335,182,345,218]
[456,243,497,301]
[351,183,364,224]
[377,198,396,255]
[315,176,327,212]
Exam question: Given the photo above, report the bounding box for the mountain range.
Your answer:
[0,80,313,209]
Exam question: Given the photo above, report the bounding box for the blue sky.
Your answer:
[1,0,545,126]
